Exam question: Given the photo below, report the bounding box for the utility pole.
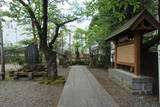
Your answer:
[0,18,5,80]
[158,45,160,103]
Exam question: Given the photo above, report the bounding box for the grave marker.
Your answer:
[25,44,39,64]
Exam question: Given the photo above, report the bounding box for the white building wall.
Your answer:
[110,41,115,63]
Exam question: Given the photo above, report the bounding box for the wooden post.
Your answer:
[134,33,141,75]
[114,42,118,69]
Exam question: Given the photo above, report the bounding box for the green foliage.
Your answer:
[73,42,80,48]
[72,28,88,54]
[2,0,83,40]
[5,46,25,55]
[83,0,157,52]
[5,46,25,64]
[18,38,37,46]
[13,56,25,65]
[2,0,85,57]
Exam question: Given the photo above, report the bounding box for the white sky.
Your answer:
[0,0,91,45]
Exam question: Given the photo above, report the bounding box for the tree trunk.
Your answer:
[28,0,37,43]
[47,51,57,79]
[75,47,80,64]
[31,20,37,40]
[43,48,57,80]
[89,47,94,67]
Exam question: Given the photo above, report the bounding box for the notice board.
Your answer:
[116,43,135,66]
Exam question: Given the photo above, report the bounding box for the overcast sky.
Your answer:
[0,0,91,45]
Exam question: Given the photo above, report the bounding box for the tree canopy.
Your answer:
[83,0,160,52]
[1,0,160,75]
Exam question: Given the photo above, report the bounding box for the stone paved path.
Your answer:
[57,66,119,107]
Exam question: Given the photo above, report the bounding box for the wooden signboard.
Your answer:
[116,41,135,67]
[106,10,160,76]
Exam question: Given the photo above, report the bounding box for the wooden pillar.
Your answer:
[114,41,118,69]
[134,33,141,75]
[114,45,117,69]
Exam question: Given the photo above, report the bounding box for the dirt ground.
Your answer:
[89,67,160,107]
[0,66,70,107]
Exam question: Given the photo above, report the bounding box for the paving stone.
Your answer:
[57,66,119,107]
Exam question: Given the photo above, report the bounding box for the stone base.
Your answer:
[108,69,153,95]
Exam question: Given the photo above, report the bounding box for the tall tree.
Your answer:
[6,0,80,79]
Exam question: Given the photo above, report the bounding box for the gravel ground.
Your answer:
[89,67,160,107]
[0,66,70,107]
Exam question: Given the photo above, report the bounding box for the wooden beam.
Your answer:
[135,20,155,31]
[116,62,135,67]
[135,27,154,31]
[131,13,160,31]
[134,33,141,75]
[116,40,134,47]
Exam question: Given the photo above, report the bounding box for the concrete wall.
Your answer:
[108,69,153,94]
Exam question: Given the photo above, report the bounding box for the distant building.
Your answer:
[2,21,30,46]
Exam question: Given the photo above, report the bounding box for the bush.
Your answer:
[13,56,25,65]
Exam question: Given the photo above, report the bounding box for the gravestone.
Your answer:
[25,44,39,64]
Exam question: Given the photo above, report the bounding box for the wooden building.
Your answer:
[106,10,160,94]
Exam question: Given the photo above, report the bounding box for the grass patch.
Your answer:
[5,76,14,80]
[39,76,65,85]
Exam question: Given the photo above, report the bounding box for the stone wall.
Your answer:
[108,69,153,94]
